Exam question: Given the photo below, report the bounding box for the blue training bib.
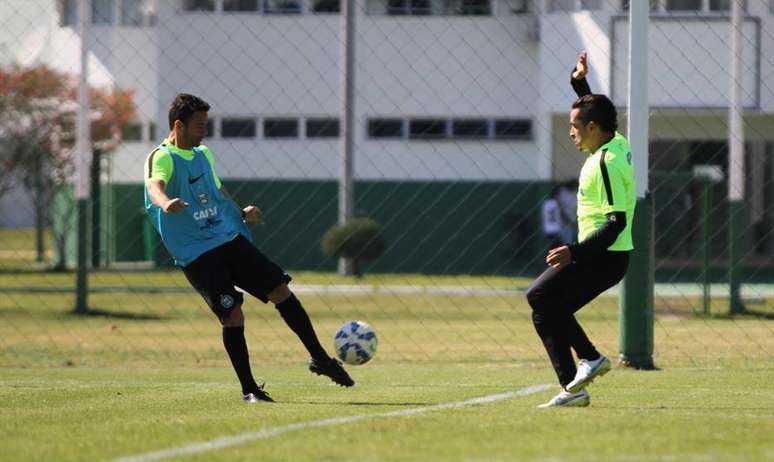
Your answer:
[144,145,252,266]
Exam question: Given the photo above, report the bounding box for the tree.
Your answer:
[322,217,387,277]
[0,64,136,267]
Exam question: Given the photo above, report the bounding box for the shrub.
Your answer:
[322,217,386,277]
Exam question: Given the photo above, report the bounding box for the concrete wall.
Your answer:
[145,1,544,181]
[611,16,761,109]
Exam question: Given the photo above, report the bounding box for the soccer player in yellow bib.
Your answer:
[528,51,636,408]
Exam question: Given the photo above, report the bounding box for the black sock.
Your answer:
[222,326,259,394]
[276,294,329,361]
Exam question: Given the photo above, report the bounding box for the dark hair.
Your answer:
[571,94,617,133]
[168,94,210,130]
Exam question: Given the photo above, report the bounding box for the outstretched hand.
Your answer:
[242,205,263,224]
[546,245,572,270]
[162,198,189,213]
[572,51,589,80]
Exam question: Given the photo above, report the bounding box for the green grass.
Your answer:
[0,270,534,290]
[1,228,773,461]
[0,227,53,269]
[2,365,773,462]
[1,286,773,462]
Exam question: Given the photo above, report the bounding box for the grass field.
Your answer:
[1,229,774,461]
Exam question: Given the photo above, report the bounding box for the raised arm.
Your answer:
[571,50,592,98]
[147,179,189,213]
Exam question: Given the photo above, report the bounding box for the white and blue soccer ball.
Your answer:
[334,320,378,365]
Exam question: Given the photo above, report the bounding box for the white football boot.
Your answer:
[537,388,590,408]
[566,356,611,394]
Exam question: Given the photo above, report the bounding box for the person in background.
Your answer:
[557,180,579,245]
[542,186,565,251]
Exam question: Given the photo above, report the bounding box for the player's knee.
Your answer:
[531,310,546,327]
[267,284,292,305]
[221,305,244,327]
[525,285,546,312]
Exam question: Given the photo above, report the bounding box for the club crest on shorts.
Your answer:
[220,294,234,309]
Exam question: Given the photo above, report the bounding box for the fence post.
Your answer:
[619,0,654,369]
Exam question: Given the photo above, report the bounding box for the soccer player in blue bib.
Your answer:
[144,94,353,402]
[528,52,636,407]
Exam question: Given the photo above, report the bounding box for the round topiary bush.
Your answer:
[322,217,386,277]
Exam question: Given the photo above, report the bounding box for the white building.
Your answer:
[2,0,774,271]
[3,0,769,185]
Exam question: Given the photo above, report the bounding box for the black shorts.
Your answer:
[182,235,292,322]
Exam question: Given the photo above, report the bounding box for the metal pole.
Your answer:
[728,0,745,314]
[338,0,356,276]
[701,180,711,316]
[619,0,654,369]
[74,0,91,314]
[91,149,101,268]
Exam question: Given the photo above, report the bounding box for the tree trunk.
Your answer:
[34,165,45,263]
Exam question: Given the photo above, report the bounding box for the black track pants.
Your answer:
[526,251,629,386]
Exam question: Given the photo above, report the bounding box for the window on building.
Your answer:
[120,0,155,25]
[625,0,743,12]
[665,0,702,11]
[121,122,143,141]
[264,119,299,138]
[386,0,433,15]
[149,121,157,141]
[182,0,215,11]
[709,0,729,9]
[621,0,658,11]
[708,0,745,11]
[224,0,260,11]
[205,119,214,138]
[222,118,257,138]
[409,119,447,139]
[92,0,115,24]
[368,119,404,138]
[452,119,489,139]
[494,119,532,140]
[579,0,601,9]
[498,0,530,14]
[61,0,79,26]
[368,0,453,14]
[451,0,492,15]
[311,0,341,12]
[365,0,384,13]
[548,0,576,11]
[306,118,340,138]
[263,0,302,13]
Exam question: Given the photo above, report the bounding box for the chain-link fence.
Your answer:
[0,0,772,371]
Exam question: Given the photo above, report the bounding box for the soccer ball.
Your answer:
[334,320,378,365]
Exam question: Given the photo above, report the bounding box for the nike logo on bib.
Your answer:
[188,174,204,184]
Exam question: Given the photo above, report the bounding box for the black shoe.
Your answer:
[308,357,355,387]
[243,383,274,403]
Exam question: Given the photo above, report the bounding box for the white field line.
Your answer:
[110,383,553,462]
